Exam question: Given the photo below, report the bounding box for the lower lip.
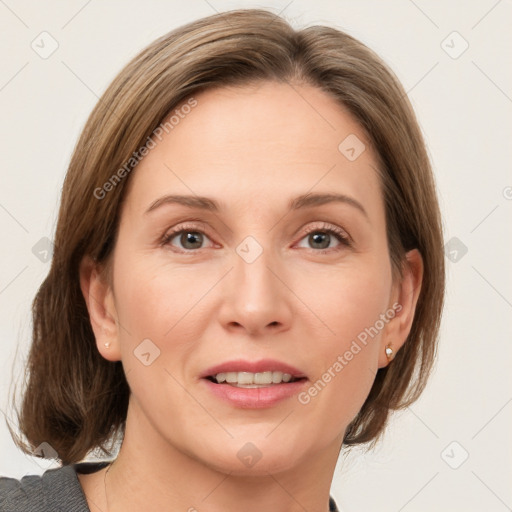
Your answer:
[201,378,308,408]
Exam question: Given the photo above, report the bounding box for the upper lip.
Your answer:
[200,359,307,379]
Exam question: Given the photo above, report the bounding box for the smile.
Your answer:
[200,359,308,408]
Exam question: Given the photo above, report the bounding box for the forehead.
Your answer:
[123,81,383,219]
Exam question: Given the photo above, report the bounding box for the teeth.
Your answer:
[238,372,254,385]
[212,371,295,386]
[255,371,272,384]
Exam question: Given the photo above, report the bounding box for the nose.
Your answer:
[217,241,293,337]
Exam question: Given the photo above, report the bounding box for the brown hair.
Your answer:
[10,8,444,464]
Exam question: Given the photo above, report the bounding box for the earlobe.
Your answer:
[79,256,121,361]
[379,249,424,368]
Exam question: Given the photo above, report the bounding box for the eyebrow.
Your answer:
[145,192,368,219]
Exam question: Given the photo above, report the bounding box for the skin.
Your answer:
[79,81,423,512]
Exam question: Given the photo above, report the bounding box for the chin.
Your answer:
[210,452,303,477]
[192,435,309,477]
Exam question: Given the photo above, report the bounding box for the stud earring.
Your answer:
[104,342,111,349]
[385,344,395,362]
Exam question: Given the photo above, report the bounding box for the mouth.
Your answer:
[199,359,308,407]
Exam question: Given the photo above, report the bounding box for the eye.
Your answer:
[296,223,352,253]
[161,223,214,252]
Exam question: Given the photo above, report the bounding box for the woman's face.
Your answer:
[89,81,416,475]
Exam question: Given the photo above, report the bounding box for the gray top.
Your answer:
[0,462,340,511]
[0,462,106,512]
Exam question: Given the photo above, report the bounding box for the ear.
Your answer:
[79,256,121,362]
[378,249,424,368]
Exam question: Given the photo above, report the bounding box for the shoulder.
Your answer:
[0,465,77,511]
[0,462,106,512]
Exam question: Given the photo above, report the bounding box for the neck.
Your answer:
[103,400,342,512]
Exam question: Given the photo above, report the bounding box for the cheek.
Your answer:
[113,256,209,341]
[293,260,391,428]
[298,256,392,346]
[110,256,226,408]
[111,261,208,416]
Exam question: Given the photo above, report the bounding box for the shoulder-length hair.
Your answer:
[12,8,444,464]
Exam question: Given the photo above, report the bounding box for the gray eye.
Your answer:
[307,232,331,249]
[179,231,204,250]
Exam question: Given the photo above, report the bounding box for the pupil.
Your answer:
[310,232,329,249]
[182,232,202,249]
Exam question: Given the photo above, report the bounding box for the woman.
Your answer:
[0,8,444,512]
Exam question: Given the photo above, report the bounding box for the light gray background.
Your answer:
[1,1,511,510]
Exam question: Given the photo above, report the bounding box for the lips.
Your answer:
[199,359,308,408]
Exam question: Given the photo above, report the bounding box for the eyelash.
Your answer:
[160,222,352,254]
